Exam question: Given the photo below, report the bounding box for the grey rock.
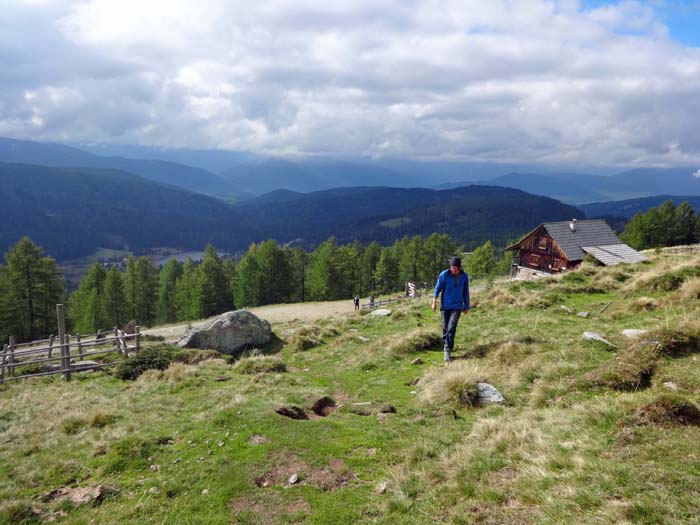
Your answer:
[410,358,423,365]
[622,329,649,339]
[369,308,392,317]
[560,305,574,314]
[70,360,102,372]
[357,336,370,343]
[577,311,590,318]
[177,310,271,355]
[375,481,388,495]
[583,331,616,348]
[663,381,679,391]
[288,473,299,484]
[476,382,506,405]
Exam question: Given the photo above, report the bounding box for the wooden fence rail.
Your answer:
[0,327,140,384]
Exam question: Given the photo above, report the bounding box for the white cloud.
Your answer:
[0,0,699,167]
[693,169,700,178]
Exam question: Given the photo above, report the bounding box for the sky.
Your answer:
[1,0,699,169]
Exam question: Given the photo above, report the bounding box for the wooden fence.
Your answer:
[362,296,405,310]
[0,304,140,384]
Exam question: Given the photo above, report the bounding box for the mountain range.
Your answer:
[0,161,583,261]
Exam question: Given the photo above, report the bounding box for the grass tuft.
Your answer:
[234,355,287,374]
[0,500,40,525]
[172,348,220,364]
[627,394,700,427]
[582,346,657,391]
[386,328,442,357]
[418,362,488,408]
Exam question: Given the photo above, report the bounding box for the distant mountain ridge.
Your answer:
[437,169,700,204]
[579,195,700,219]
[0,137,236,198]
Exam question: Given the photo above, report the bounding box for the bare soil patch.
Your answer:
[276,406,308,420]
[310,396,337,417]
[254,452,355,491]
[249,434,271,445]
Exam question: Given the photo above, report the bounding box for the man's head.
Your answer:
[449,256,462,275]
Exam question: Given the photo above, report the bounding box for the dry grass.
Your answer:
[172,348,220,364]
[678,277,700,302]
[623,255,700,294]
[418,362,489,408]
[135,362,199,383]
[385,328,442,357]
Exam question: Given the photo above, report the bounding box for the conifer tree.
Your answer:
[68,262,110,334]
[254,240,292,305]
[155,259,183,324]
[104,265,128,329]
[233,244,261,307]
[2,237,65,341]
[124,256,158,326]
[307,238,342,300]
[196,245,232,317]
[374,246,399,294]
[175,259,199,320]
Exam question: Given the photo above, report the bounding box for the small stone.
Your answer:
[357,336,370,342]
[172,458,181,464]
[411,358,423,365]
[149,464,160,472]
[410,390,417,394]
[369,308,392,317]
[375,481,388,495]
[577,311,590,318]
[198,457,205,461]
[288,473,299,484]
[663,381,679,391]
[217,441,224,447]
[622,329,649,339]
[583,331,616,348]
[214,376,230,382]
[201,489,209,496]
[560,305,573,314]
[148,487,158,494]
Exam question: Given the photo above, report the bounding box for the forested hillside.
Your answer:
[0,163,260,260]
[235,185,585,250]
[1,163,584,261]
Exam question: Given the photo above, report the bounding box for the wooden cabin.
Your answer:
[506,219,647,279]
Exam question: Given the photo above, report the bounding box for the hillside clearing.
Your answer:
[2,252,700,524]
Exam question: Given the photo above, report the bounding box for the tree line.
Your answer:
[620,200,700,250]
[3,233,516,344]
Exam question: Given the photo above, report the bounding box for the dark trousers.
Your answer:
[441,309,461,361]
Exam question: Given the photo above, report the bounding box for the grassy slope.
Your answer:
[2,252,700,524]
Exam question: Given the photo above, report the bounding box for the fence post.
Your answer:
[77,334,83,361]
[48,334,54,358]
[0,343,7,383]
[113,326,119,350]
[134,326,140,354]
[8,336,15,378]
[57,304,71,382]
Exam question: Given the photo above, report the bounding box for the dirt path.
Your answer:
[142,299,360,341]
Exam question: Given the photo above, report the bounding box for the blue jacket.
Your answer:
[434,269,470,311]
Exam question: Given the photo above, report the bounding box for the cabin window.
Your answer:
[552,258,564,270]
[528,254,540,266]
[537,237,548,250]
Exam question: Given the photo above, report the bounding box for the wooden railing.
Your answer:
[0,305,140,383]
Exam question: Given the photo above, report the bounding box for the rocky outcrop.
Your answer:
[177,310,271,355]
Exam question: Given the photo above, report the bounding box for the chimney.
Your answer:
[569,218,577,232]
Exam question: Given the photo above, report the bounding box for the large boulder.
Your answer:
[177,310,271,355]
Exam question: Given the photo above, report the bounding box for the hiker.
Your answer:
[432,256,470,363]
[353,295,360,311]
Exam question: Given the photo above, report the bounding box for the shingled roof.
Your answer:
[507,219,648,265]
[543,219,621,261]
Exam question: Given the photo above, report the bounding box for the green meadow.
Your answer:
[2,250,700,524]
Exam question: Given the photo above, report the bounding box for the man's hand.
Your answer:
[462,310,469,315]
[431,298,437,311]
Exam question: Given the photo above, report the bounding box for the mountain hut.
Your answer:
[506,219,648,279]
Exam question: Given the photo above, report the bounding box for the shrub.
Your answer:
[291,326,324,352]
[172,349,220,364]
[234,355,287,374]
[113,344,177,380]
[583,346,657,391]
[678,277,700,302]
[631,297,660,312]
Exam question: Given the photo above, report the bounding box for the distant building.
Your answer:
[506,219,647,279]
